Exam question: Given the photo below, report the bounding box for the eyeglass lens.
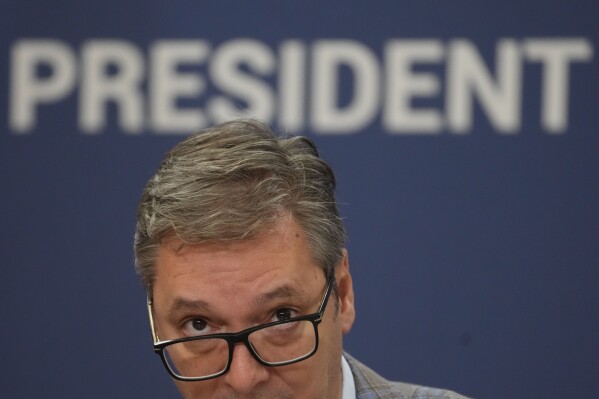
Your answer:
[163,319,316,379]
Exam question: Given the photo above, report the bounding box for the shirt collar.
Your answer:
[341,355,356,399]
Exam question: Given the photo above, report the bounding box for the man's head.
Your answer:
[134,119,355,398]
[135,119,345,291]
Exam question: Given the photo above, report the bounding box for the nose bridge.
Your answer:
[229,330,261,364]
[223,335,269,392]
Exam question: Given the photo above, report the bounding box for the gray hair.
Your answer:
[134,119,346,291]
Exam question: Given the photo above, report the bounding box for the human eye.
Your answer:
[270,308,299,323]
[261,308,303,338]
[181,318,218,337]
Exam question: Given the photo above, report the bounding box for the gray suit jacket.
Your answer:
[345,353,471,399]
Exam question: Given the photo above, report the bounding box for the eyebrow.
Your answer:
[167,284,307,316]
[168,297,213,316]
[251,284,306,306]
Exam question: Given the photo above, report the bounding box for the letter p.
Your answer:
[10,40,76,133]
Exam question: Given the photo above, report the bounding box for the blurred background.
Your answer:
[1,1,597,398]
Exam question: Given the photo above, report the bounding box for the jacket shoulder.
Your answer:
[344,353,472,399]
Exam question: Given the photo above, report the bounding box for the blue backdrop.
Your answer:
[1,1,598,398]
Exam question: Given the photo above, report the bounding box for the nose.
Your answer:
[222,342,269,394]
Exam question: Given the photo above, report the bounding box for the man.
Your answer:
[134,119,470,399]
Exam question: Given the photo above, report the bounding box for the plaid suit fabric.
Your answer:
[345,353,472,399]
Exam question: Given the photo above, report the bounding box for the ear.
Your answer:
[335,249,355,334]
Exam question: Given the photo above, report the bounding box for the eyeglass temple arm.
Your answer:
[146,294,160,344]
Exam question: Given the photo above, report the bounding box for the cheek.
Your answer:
[174,379,217,399]
[320,304,344,359]
[283,317,344,394]
[317,306,345,390]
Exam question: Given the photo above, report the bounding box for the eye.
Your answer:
[182,318,216,337]
[192,319,207,331]
[272,308,298,322]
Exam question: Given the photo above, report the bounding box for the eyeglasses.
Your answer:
[147,275,334,381]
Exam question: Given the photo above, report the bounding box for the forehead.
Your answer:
[152,216,323,306]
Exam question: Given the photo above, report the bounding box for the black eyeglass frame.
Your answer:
[147,274,334,381]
